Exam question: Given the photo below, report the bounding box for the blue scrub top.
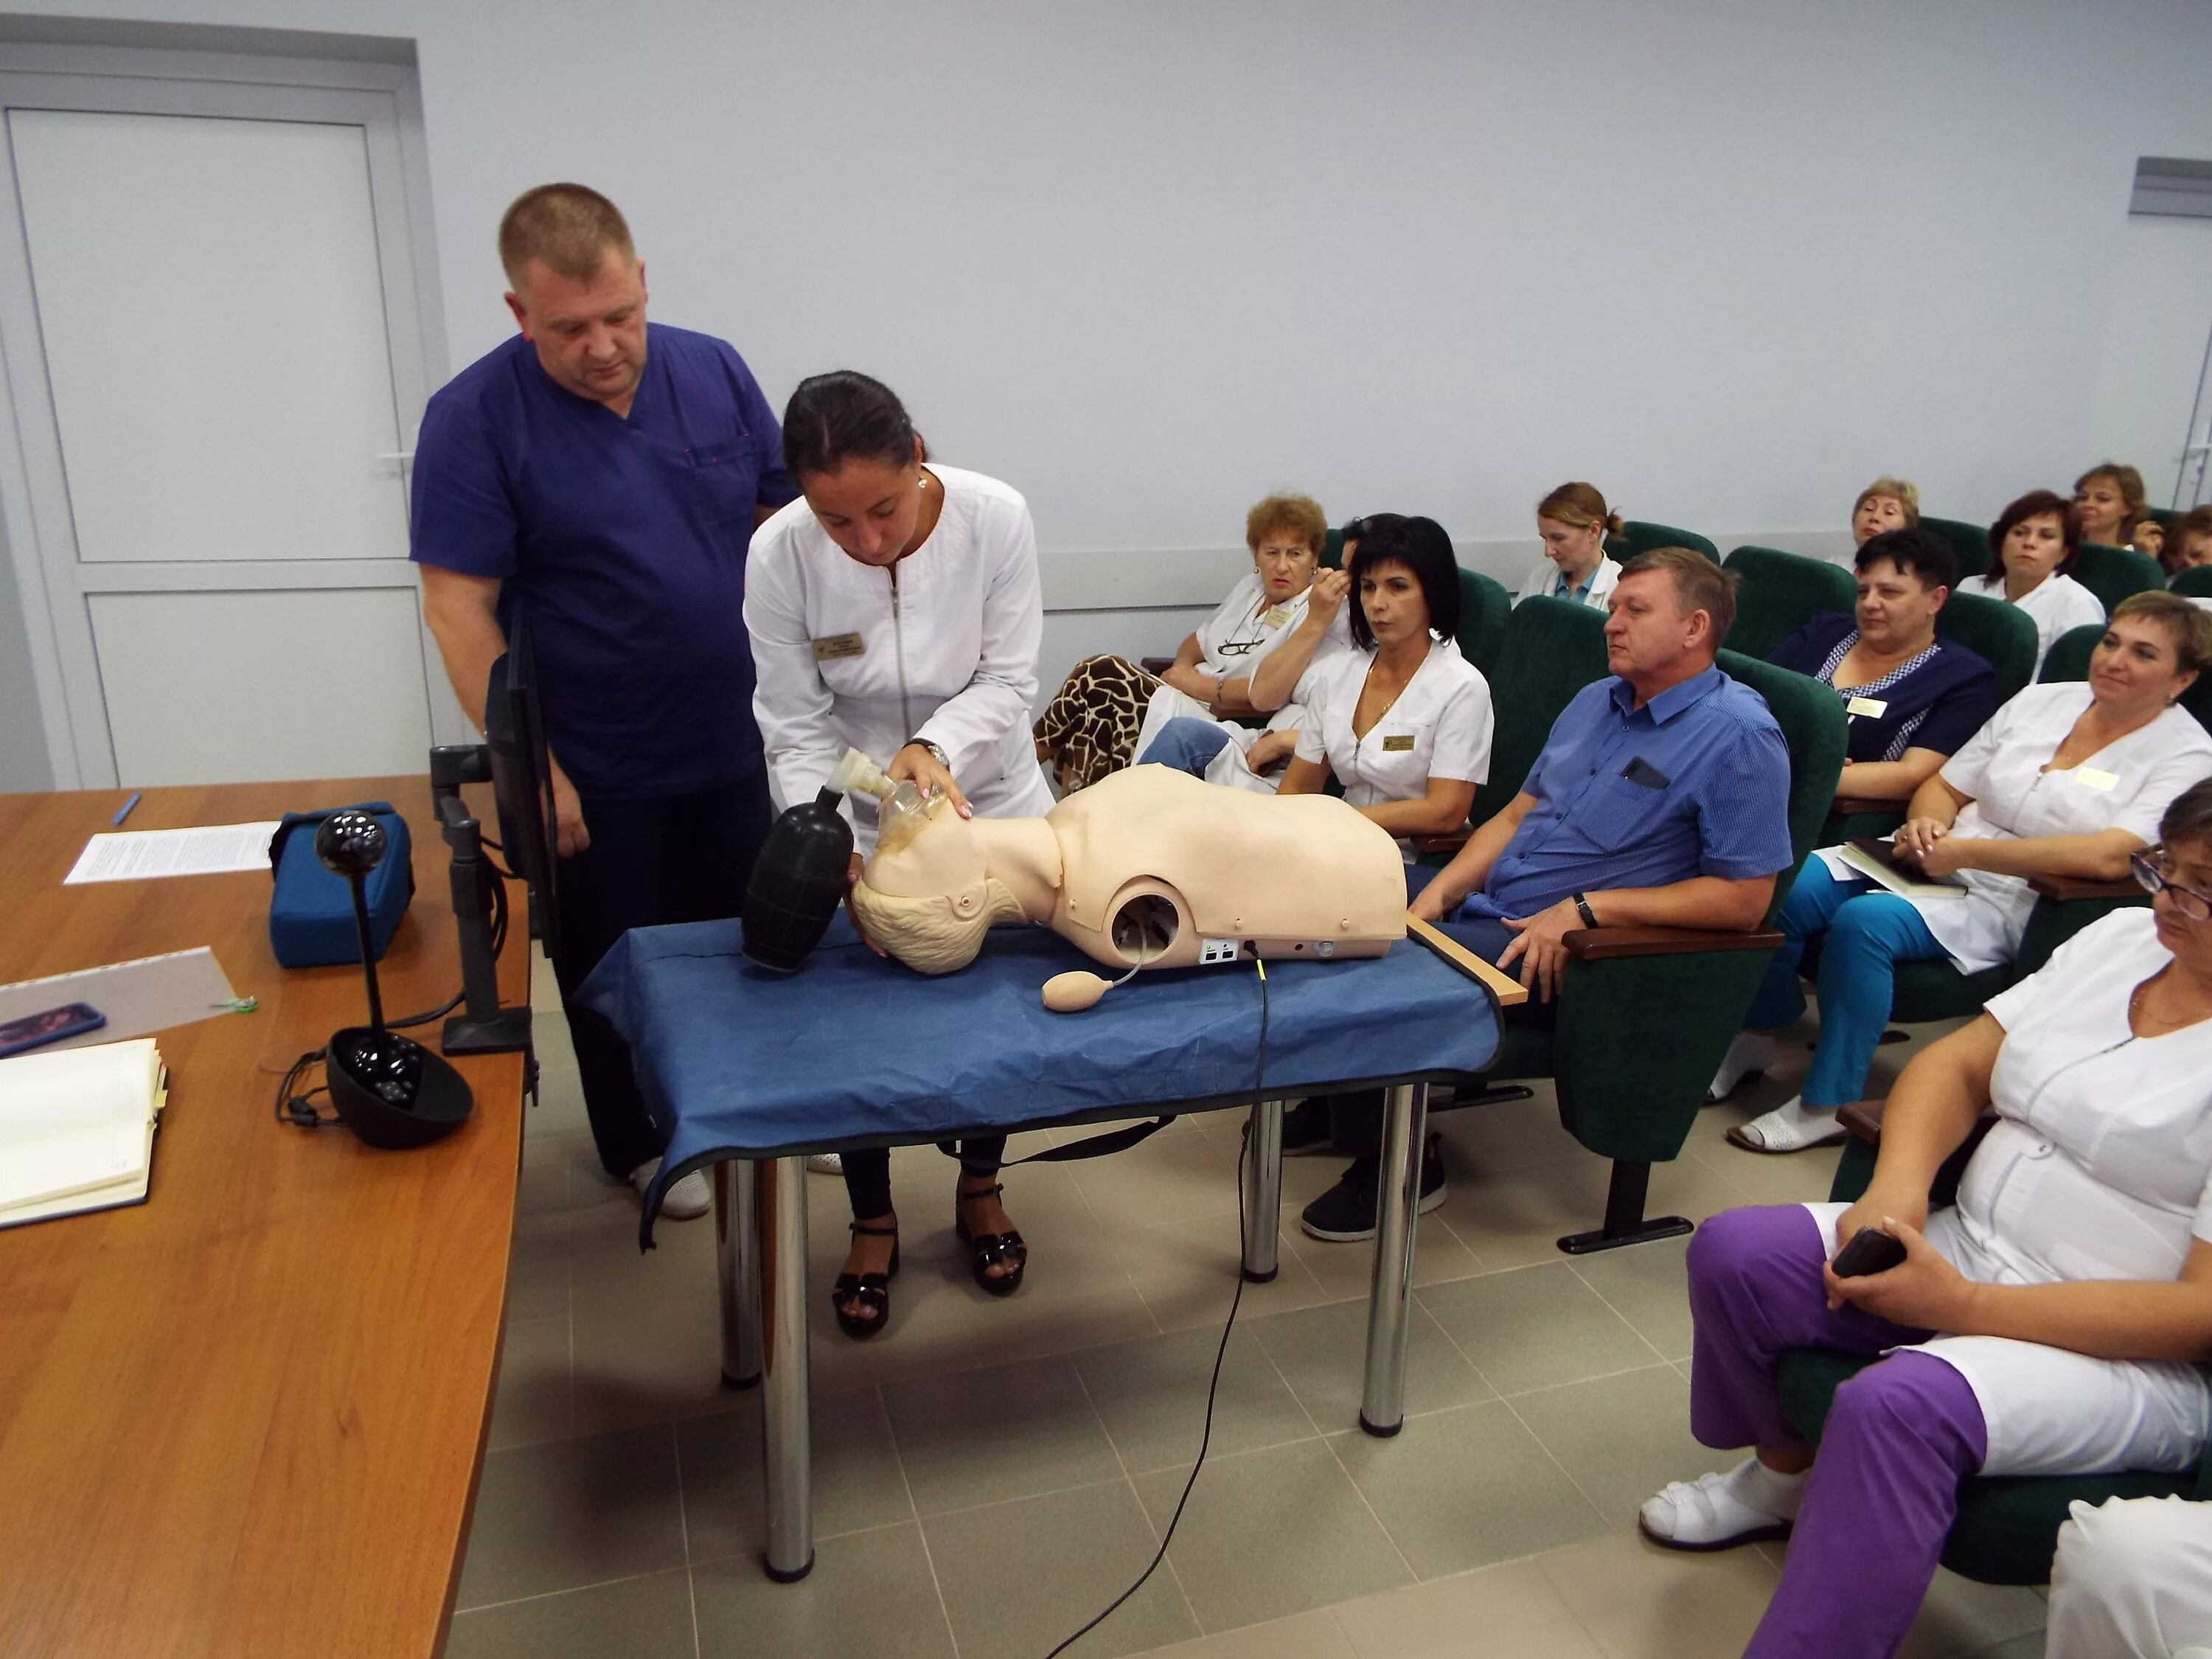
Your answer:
[409,324,799,799]
[1458,667,1795,920]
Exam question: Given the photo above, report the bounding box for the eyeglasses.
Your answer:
[2129,849,2212,922]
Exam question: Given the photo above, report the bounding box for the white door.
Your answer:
[2087,215,2212,511]
[0,63,459,788]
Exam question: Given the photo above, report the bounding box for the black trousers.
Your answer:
[1329,916,1557,1156]
[841,1138,1009,1220]
[549,773,773,1178]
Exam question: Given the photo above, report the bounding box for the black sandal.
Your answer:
[954,1180,1028,1298]
[830,1220,900,1340]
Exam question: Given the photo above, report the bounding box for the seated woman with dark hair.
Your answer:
[1033,493,1328,793]
[1966,490,2107,670]
[2164,505,2212,582]
[1139,515,1492,840]
[2074,460,2151,553]
[1642,777,2212,1659]
[1770,526,1997,811]
[1723,591,2212,1153]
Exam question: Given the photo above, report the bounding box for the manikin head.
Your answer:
[846,801,1025,973]
[499,184,648,411]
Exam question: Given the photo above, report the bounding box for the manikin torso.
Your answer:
[860,765,1409,975]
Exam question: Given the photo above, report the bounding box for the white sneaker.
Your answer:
[629,1158,712,1220]
[1726,1096,1848,1155]
[1638,1458,1805,1551]
[806,1152,844,1176]
[1707,1032,1778,1102]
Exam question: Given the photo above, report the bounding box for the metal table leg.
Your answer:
[1241,1099,1283,1282]
[1360,1082,1429,1437]
[758,1155,814,1582]
[713,1160,761,1389]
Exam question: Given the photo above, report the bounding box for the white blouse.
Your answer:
[745,465,1054,847]
[1907,683,2212,973]
[1966,571,2107,671]
[1890,910,2212,1476]
[1516,554,1621,610]
[1290,639,1493,810]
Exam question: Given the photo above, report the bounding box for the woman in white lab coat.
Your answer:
[1725,591,2212,1155]
[745,369,1050,1338]
[1964,489,2108,671]
[1514,480,1624,610]
[1032,493,1331,792]
[1639,776,2212,1659]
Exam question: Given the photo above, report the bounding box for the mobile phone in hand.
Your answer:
[0,1002,106,1060]
[1832,1228,1907,1278]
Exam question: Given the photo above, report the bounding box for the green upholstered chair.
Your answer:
[2172,565,2212,601]
[2070,542,2163,614]
[1919,516,1994,582]
[1721,545,1856,662]
[1455,567,1512,679]
[1453,594,1612,833]
[1777,1099,2212,1585]
[1321,526,1347,570]
[1617,521,1720,563]
[1439,643,1848,1251]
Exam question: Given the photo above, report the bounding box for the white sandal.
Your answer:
[1638,1463,1799,1552]
[1726,1098,1847,1155]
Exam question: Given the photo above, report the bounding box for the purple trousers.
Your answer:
[1688,1205,1991,1659]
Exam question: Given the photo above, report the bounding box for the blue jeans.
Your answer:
[1746,862,1948,1107]
[1138,717,1234,776]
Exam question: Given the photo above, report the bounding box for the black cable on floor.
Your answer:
[1043,955,1270,1658]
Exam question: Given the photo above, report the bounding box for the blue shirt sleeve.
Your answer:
[721,344,797,512]
[408,388,519,578]
[1694,712,1795,880]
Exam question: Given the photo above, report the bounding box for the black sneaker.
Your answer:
[1298,1134,1447,1242]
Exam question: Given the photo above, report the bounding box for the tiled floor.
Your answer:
[448,958,2044,1658]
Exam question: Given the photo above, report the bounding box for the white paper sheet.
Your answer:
[63,822,278,885]
[0,947,242,1047]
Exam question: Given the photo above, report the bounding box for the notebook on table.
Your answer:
[1838,837,1968,901]
[0,1037,168,1229]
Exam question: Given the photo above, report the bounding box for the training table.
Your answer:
[582,913,1513,1582]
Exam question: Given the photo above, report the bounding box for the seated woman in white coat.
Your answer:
[1138,514,1493,841]
[1640,778,2212,1659]
[745,369,1052,1338]
[1032,493,1329,793]
[1515,480,1625,609]
[1723,590,2212,1155]
[1964,489,2108,672]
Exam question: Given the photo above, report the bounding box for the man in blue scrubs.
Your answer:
[412,184,796,1216]
[1299,549,1796,1242]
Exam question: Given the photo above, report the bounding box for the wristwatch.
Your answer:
[1572,891,1599,929]
[906,737,950,770]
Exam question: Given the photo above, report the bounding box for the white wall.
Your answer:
[4,0,2212,789]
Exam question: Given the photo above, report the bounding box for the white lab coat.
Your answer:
[745,465,1054,847]
[1966,571,2107,671]
[2048,1495,2212,1659]
[1130,572,1318,764]
[1516,554,1621,610]
[1806,910,2212,1477]
[1815,683,2212,973]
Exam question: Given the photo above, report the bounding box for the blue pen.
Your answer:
[111,791,142,827]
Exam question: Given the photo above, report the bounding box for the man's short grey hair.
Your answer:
[1621,547,1740,646]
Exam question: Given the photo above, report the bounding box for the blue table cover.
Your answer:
[580,915,1501,1236]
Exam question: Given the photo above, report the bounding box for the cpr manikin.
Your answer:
[840,759,1408,1009]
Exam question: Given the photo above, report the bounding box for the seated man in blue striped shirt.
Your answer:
[1300,549,1796,1242]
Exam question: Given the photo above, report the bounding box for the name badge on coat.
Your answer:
[1382,734,1416,753]
[2076,768,2119,792]
[811,633,866,662]
[1846,696,1887,718]
[1262,605,1292,629]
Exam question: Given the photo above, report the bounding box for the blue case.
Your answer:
[266,801,414,968]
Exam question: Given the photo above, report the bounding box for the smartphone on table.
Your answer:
[0,1003,107,1060]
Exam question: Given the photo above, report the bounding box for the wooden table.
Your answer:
[0,778,528,1659]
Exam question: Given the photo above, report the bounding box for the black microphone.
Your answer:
[310,809,473,1150]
